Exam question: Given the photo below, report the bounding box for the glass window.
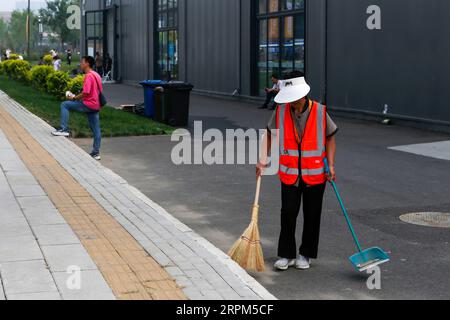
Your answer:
[269,0,279,12]
[259,0,267,14]
[85,10,104,58]
[156,0,179,80]
[281,16,294,74]
[256,0,305,95]
[258,20,268,95]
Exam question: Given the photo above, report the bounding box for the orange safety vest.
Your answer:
[276,100,327,186]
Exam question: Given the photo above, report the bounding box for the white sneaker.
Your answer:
[295,255,311,270]
[52,129,69,137]
[274,258,295,271]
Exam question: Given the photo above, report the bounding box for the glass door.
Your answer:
[85,10,106,63]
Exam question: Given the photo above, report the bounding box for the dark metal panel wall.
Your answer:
[240,0,253,96]
[325,0,450,123]
[118,0,151,81]
[84,0,102,11]
[305,0,327,103]
[185,0,242,94]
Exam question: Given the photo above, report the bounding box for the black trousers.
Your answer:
[263,91,277,107]
[278,180,326,259]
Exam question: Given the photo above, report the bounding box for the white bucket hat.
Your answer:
[274,77,311,104]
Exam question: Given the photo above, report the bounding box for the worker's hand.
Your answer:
[256,162,267,179]
[327,165,336,182]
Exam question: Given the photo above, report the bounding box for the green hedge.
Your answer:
[46,71,70,100]
[8,53,21,60]
[43,54,53,66]
[30,65,55,92]
[0,60,31,83]
[0,57,87,101]
[67,74,85,95]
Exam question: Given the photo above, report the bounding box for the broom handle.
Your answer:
[254,176,262,207]
[251,176,262,222]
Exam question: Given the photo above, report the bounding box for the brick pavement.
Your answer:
[0,90,276,300]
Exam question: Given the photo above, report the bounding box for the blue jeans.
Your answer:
[60,100,101,154]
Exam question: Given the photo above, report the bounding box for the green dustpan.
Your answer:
[325,159,390,272]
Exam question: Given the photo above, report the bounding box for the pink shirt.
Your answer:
[83,71,103,111]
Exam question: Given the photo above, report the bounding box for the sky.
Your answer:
[0,0,47,12]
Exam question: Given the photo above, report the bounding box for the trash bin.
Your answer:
[139,80,166,118]
[154,82,194,127]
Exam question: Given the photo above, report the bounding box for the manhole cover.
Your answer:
[400,212,450,228]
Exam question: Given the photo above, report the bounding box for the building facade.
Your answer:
[81,0,450,128]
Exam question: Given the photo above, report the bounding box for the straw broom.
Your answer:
[228,176,265,272]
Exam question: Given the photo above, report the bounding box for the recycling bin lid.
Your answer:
[140,80,167,86]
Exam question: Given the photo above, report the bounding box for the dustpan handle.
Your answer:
[324,158,363,253]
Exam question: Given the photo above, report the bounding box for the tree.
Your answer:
[5,10,39,54]
[0,18,9,52]
[39,0,79,49]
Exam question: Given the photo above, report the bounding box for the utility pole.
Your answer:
[38,16,43,56]
[27,0,31,59]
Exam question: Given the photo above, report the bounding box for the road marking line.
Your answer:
[389,140,450,161]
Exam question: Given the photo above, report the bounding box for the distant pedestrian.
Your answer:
[95,51,103,76]
[67,48,73,65]
[259,74,282,110]
[104,53,112,74]
[53,55,62,71]
[52,56,103,161]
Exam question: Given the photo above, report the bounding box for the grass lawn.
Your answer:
[0,75,174,138]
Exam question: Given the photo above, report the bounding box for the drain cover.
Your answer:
[400,212,450,228]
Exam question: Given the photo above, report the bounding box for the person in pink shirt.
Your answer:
[52,56,103,160]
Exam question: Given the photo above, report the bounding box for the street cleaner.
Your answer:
[257,71,338,271]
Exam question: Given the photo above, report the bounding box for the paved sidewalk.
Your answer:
[0,129,114,300]
[0,90,276,300]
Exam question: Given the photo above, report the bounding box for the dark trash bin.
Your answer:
[139,80,166,118]
[154,82,194,127]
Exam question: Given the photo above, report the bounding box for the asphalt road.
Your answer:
[76,90,450,300]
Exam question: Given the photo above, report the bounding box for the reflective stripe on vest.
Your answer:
[280,165,299,176]
[302,168,325,176]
